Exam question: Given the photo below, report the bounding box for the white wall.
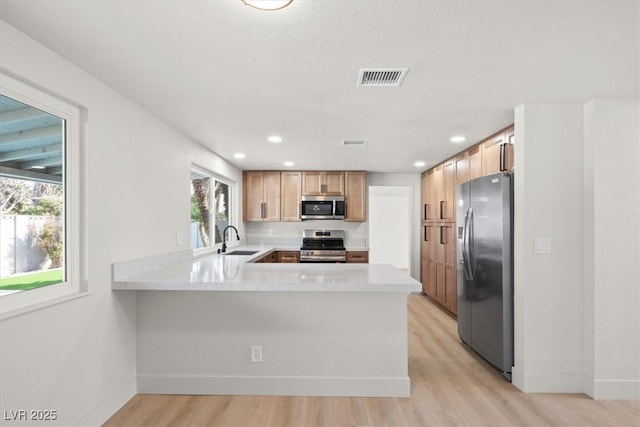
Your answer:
[368,186,410,269]
[0,20,243,426]
[583,100,640,399]
[367,173,421,280]
[513,101,640,399]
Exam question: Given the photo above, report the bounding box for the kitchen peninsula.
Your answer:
[112,247,421,397]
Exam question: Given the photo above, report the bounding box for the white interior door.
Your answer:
[368,186,410,270]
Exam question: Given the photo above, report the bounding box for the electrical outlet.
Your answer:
[176,232,184,246]
[251,345,262,363]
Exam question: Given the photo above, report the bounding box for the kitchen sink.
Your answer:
[224,250,259,256]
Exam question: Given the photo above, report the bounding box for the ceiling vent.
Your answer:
[342,139,368,147]
[357,68,409,87]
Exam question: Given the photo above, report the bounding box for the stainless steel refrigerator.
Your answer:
[456,172,514,381]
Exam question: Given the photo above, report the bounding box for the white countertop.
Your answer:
[112,246,420,293]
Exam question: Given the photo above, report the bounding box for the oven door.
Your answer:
[299,250,347,263]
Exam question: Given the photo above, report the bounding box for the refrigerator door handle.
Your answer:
[467,208,475,280]
[462,208,472,281]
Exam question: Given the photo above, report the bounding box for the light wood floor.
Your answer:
[104,294,640,426]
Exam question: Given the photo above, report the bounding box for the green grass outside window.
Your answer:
[0,269,64,291]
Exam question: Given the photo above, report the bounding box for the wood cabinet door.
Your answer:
[420,224,430,294]
[262,171,281,221]
[455,153,469,185]
[443,224,457,314]
[421,170,436,222]
[434,225,447,304]
[433,164,444,221]
[302,171,344,195]
[243,171,265,222]
[281,171,302,221]
[504,126,515,172]
[443,159,455,222]
[421,224,437,297]
[345,171,366,222]
[302,171,323,195]
[468,145,482,180]
[481,131,506,176]
[323,171,345,195]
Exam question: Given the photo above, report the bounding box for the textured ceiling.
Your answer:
[0,0,638,172]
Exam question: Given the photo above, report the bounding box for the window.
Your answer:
[191,167,231,250]
[0,72,81,317]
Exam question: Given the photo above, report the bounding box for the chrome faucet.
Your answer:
[220,225,240,253]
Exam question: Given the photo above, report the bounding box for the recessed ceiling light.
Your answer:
[450,136,466,143]
[31,165,46,170]
[241,0,293,11]
[268,135,282,143]
[233,153,246,159]
[414,161,426,167]
[283,161,294,167]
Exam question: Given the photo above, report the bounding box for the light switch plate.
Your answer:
[534,238,551,254]
[176,232,184,246]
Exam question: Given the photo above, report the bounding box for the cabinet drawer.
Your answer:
[277,251,300,263]
[346,251,369,263]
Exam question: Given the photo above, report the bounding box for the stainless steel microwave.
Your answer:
[300,196,345,220]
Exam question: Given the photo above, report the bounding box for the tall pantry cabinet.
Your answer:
[420,167,457,315]
[420,124,514,316]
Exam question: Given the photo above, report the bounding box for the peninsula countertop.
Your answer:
[112,246,421,293]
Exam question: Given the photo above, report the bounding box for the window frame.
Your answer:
[0,72,83,319]
[190,165,235,255]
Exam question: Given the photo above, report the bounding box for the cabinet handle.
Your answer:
[440,201,445,219]
[424,225,428,242]
[424,204,429,220]
[261,202,266,219]
[440,226,445,245]
[499,143,505,171]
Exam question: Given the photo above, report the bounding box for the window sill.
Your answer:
[0,291,90,321]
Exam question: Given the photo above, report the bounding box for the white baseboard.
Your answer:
[586,378,640,400]
[74,376,136,426]
[513,368,639,399]
[510,368,584,394]
[137,374,411,397]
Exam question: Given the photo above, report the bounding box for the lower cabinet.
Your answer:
[256,251,300,263]
[256,252,278,263]
[421,223,457,315]
[346,251,369,263]
[278,251,300,263]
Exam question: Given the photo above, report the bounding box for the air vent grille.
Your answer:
[342,139,368,146]
[357,68,408,87]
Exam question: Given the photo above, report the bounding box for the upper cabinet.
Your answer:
[280,171,302,222]
[302,171,345,196]
[421,169,434,222]
[481,125,514,176]
[243,171,281,222]
[244,170,366,222]
[421,161,454,223]
[344,171,366,222]
[468,144,482,180]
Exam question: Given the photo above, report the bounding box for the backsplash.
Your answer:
[245,221,368,248]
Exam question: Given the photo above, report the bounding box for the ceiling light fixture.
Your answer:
[414,161,426,168]
[241,0,293,11]
[268,135,282,143]
[450,135,466,143]
[234,153,246,159]
[283,161,294,167]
